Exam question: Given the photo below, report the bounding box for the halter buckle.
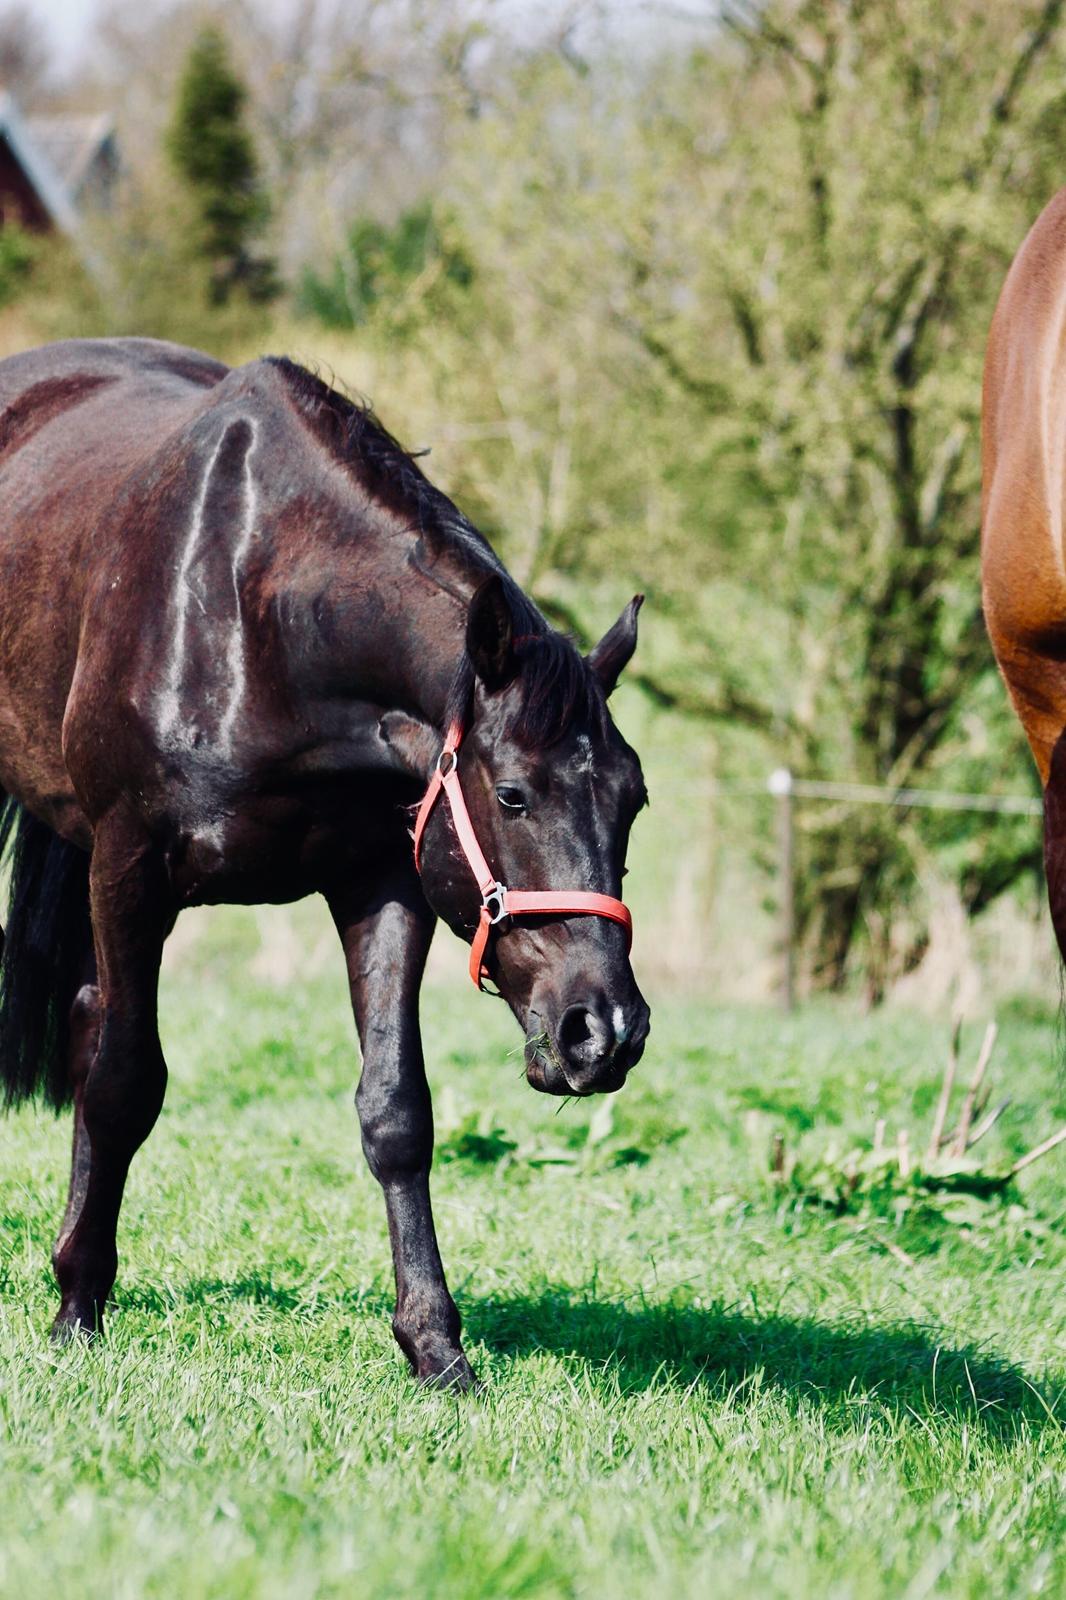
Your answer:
[482,882,509,924]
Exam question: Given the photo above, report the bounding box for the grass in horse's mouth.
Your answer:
[519,1029,575,1099]
[535,1030,574,1086]
[521,1029,557,1073]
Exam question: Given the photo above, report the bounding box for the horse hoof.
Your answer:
[50,1308,101,1344]
[417,1352,480,1394]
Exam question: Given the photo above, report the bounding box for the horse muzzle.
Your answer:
[524,997,650,1097]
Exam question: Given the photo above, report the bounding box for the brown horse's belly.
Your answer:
[982,189,1066,783]
[982,451,1066,783]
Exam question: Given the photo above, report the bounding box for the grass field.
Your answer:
[1,904,1064,1599]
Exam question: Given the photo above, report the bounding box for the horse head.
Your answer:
[383,576,651,1096]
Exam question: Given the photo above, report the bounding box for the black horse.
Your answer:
[0,338,649,1388]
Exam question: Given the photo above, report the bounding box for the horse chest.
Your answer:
[163,777,409,908]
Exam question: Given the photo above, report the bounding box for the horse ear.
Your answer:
[378,709,440,780]
[587,595,643,695]
[466,574,518,691]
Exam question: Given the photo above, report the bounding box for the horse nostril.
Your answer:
[557,1003,612,1067]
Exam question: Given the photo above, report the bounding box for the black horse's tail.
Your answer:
[0,793,92,1109]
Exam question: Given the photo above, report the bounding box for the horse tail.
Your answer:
[0,795,92,1109]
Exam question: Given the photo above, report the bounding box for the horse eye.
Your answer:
[496,785,527,813]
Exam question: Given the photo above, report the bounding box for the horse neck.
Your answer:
[290,508,495,733]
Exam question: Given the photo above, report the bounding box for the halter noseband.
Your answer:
[412,722,633,990]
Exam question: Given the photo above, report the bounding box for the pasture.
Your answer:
[3,7,1066,1598]
[1,904,1063,1600]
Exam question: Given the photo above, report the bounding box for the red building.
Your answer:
[0,94,116,252]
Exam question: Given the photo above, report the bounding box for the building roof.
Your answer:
[0,93,80,233]
[24,113,114,201]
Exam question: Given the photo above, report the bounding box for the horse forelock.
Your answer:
[508,628,608,750]
[445,622,608,754]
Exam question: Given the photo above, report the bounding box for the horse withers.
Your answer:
[0,338,650,1389]
[983,189,1066,966]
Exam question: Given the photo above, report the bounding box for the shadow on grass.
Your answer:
[117,1272,1062,1441]
[462,1288,1064,1441]
[121,1269,380,1318]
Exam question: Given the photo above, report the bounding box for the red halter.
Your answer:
[412,722,633,990]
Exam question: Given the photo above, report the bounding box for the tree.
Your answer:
[166,26,277,305]
[353,1,1065,995]
[633,0,1062,992]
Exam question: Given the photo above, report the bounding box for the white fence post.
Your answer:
[768,767,795,1012]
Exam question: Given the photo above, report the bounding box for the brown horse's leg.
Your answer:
[1045,732,1066,966]
[328,870,475,1391]
[51,807,170,1340]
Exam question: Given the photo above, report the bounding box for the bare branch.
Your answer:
[629,667,780,733]
[980,0,1065,155]
[1011,1124,1066,1175]
[726,282,765,366]
[967,1098,1011,1150]
[616,314,732,411]
[928,1015,961,1160]
[950,1022,997,1156]
[920,424,968,537]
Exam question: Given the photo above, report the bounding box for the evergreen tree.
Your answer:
[166,27,277,305]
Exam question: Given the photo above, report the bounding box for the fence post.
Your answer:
[768,767,795,1011]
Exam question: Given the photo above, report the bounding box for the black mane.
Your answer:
[267,355,607,749]
[265,355,494,563]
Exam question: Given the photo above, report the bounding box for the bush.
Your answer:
[0,225,38,307]
[298,202,472,330]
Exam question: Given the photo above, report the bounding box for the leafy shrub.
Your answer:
[434,1088,678,1173]
[298,203,473,329]
[0,225,37,307]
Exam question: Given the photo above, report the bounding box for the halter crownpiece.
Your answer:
[412,722,633,990]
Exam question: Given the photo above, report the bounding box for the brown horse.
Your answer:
[982,189,1066,965]
[0,337,650,1389]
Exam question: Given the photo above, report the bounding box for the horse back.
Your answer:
[0,337,426,866]
[982,189,1066,781]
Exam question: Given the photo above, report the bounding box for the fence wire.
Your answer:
[685,773,1043,817]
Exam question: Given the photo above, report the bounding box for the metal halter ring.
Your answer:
[482,883,509,924]
[437,747,458,778]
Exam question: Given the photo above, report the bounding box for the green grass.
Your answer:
[1,909,1065,1599]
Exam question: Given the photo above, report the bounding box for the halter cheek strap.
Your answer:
[412,722,633,990]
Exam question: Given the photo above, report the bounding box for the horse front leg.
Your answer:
[328,871,475,1391]
[52,807,170,1339]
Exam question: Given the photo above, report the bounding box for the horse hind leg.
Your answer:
[1045,732,1066,962]
[51,806,172,1339]
[51,969,102,1329]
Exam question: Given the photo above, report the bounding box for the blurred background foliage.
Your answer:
[5,0,1065,1005]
